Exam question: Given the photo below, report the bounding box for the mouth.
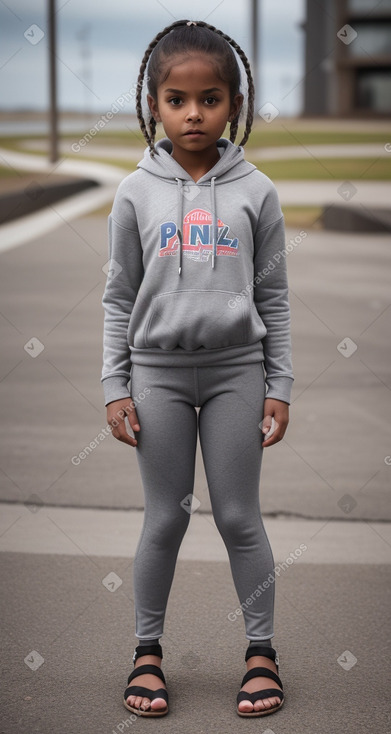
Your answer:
[184,130,205,137]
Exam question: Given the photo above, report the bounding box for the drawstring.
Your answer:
[175,175,217,274]
[210,176,217,269]
[175,177,184,276]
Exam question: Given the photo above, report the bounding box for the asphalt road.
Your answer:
[0,210,390,733]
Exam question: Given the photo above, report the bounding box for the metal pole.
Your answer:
[48,0,58,163]
[251,0,259,110]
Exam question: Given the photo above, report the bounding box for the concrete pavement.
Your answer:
[0,167,390,731]
[1,147,390,254]
[0,215,389,519]
[20,138,391,160]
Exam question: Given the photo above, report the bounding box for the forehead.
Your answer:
[160,53,227,89]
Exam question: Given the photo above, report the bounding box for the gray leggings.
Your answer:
[130,362,276,643]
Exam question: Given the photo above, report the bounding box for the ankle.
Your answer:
[134,654,162,668]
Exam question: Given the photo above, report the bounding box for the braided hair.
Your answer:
[135,19,254,156]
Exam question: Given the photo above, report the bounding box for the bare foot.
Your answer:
[238,654,283,714]
[125,654,167,713]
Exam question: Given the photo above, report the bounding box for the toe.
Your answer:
[238,700,254,713]
[254,696,278,711]
[253,698,267,711]
[150,697,167,711]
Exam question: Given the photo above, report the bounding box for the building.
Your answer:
[302,0,391,116]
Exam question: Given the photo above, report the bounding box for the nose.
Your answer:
[185,103,202,122]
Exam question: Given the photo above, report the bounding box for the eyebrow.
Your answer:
[164,87,223,94]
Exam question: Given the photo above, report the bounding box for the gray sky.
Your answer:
[0,0,305,116]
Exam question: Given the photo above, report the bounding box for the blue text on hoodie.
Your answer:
[101,138,294,405]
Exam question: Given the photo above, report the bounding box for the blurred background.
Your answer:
[0,0,390,525]
[0,3,390,731]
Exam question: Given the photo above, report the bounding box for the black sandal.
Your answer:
[236,645,284,717]
[123,643,169,717]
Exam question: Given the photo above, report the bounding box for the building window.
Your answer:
[355,68,391,111]
[349,0,391,11]
[346,22,391,56]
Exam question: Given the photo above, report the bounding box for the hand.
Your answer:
[106,398,140,447]
[261,398,289,448]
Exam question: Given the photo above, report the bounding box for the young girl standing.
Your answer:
[101,19,294,719]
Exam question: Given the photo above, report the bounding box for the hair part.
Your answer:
[135,19,254,155]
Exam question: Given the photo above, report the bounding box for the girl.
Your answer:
[101,19,294,719]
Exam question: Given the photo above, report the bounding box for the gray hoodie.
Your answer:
[101,137,294,405]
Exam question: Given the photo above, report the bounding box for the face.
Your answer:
[147,54,242,162]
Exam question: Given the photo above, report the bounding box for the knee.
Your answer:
[214,509,259,546]
[148,508,191,548]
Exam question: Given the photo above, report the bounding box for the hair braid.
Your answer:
[136,19,255,154]
[195,20,254,147]
[135,22,181,154]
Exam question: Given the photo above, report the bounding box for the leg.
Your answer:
[127,364,197,711]
[198,363,275,641]
[198,363,281,713]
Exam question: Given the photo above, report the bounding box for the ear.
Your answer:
[228,93,243,122]
[147,94,161,123]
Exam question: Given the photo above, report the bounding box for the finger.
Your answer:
[112,420,138,447]
[261,432,280,447]
[261,415,280,440]
[261,424,287,447]
[260,414,273,435]
[126,405,140,432]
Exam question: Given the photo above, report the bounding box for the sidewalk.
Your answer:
[1,147,390,253]
[20,138,391,160]
[0,194,390,730]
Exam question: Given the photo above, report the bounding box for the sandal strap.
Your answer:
[132,643,162,662]
[127,664,166,686]
[245,645,278,665]
[237,688,284,705]
[124,685,168,705]
[240,666,283,690]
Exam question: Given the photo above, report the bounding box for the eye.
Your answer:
[168,97,182,106]
[205,96,218,105]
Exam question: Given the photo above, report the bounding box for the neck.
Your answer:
[170,143,220,182]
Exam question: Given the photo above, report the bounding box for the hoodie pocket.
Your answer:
[143,289,263,351]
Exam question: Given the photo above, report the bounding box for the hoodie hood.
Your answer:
[137,137,256,185]
[137,138,256,273]
[101,136,295,407]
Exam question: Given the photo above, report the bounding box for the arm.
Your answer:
[101,189,144,445]
[253,193,294,446]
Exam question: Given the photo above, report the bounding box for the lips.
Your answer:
[184,130,204,136]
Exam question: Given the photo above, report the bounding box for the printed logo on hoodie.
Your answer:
[160,208,239,262]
